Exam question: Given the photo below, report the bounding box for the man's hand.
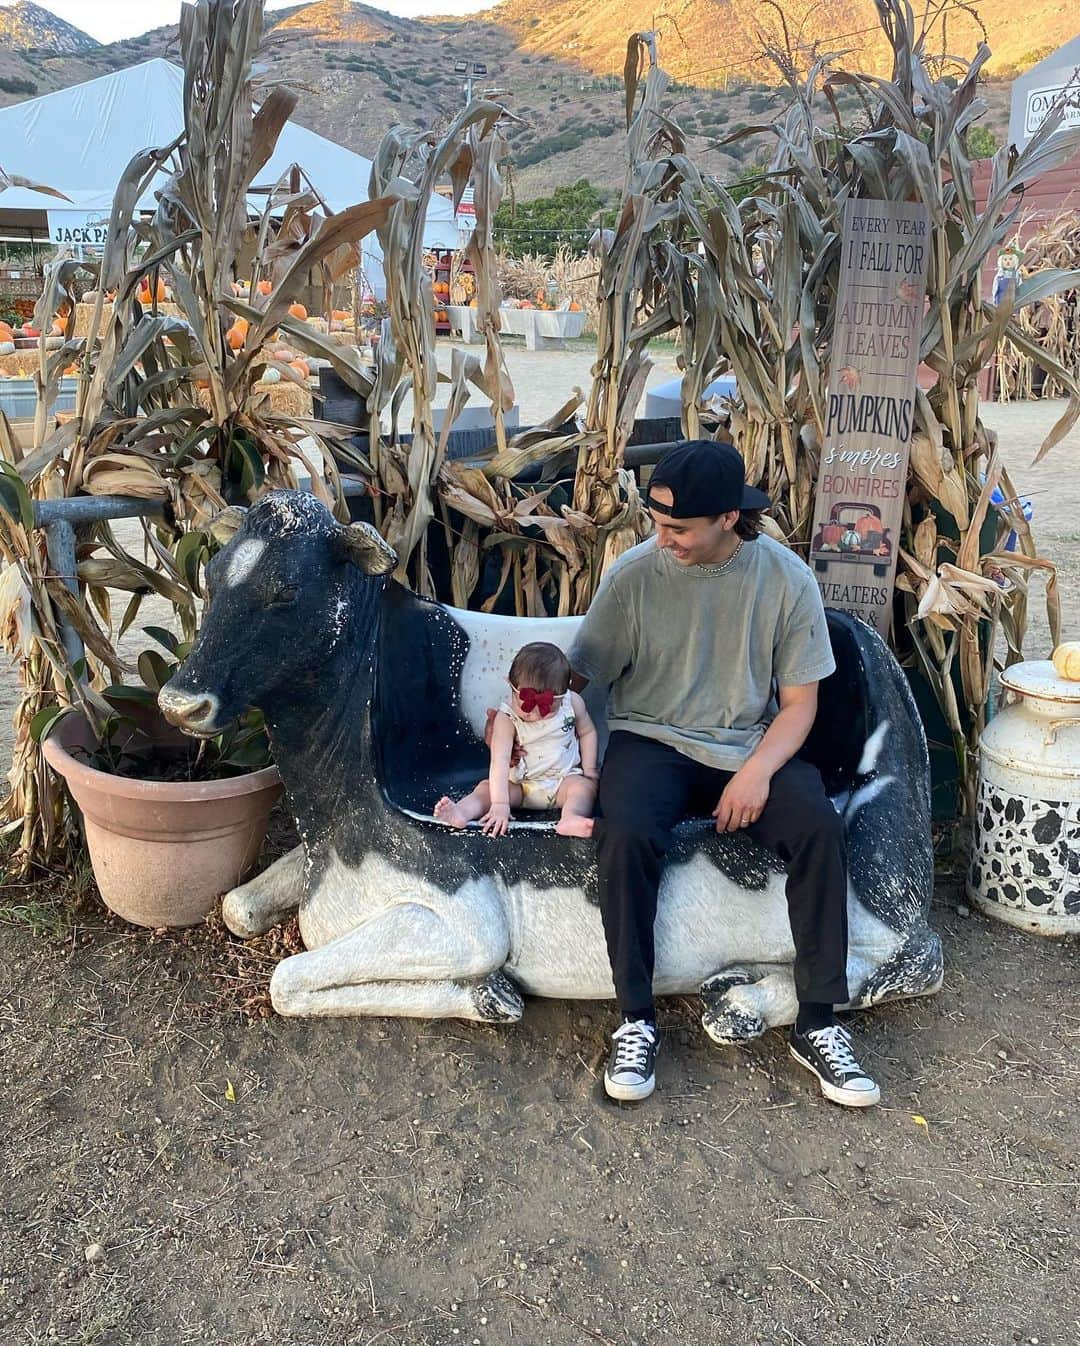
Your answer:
[485,708,523,767]
[713,761,772,833]
[480,802,512,838]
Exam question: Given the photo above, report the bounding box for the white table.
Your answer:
[497,307,587,351]
[447,305,482,343]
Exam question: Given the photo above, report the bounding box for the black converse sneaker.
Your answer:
[789,1023,880,1108]
[604,1020,658,1101]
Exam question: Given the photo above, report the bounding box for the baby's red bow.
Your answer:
[518,686,554,715]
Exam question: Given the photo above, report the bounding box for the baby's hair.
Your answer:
[509,642,571,694]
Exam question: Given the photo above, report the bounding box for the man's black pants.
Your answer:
[594,731,850,1016]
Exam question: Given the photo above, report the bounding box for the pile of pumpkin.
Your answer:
[138,277,172,304]
[432,277,451,326]
[507,290,583,313]
[222,311,312,386]
[0,307,71,353]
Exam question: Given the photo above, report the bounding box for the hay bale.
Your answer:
[195,380,313,419]
[72,300,186,339]
[261,381,313,417]
[0,352,38,377]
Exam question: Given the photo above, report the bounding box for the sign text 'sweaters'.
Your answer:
[808,198,930,635]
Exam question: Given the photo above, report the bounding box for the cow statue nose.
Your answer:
[158,685,221,734]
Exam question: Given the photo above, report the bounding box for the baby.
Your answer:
[434,641,598,838]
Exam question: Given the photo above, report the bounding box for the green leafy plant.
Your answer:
[31,627,271,783]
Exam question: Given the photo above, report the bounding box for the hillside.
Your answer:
[486,0,1076,87]
[0,0,97,54]
[0,0,1041,201]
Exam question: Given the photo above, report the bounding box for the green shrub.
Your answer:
[0,77,37,96]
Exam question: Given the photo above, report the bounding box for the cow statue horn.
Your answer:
[337,521,398,576]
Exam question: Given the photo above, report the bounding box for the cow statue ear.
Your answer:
[336,521,398,576]
[208,506,248,546]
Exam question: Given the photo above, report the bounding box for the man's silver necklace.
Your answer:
[696,539,743,575]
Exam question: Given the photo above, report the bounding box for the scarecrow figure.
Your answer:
[993,244,1024,306]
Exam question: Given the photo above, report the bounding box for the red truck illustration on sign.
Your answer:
[811,501,893,578]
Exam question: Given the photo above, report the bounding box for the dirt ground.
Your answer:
[1,369,1078,1345]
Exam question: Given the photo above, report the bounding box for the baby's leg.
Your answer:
[435,781,523,829]
[434,780,491,829]
[554,776,598,838]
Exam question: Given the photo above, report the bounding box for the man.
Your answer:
[567,440,880,1109]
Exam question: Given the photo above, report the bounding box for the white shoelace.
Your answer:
[610,1020,656,1077]
[806,1024,864,1079]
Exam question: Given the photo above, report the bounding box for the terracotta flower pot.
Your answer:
[43,712,282,928]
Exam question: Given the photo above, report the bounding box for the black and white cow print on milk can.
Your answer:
[970,656,1080,935]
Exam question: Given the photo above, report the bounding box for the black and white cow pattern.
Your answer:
[159,491,944,1035]
[969,775,1080,920]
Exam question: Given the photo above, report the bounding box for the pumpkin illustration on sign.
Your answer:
[812,502,892,576]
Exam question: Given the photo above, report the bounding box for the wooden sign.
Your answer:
[809,198,931,636]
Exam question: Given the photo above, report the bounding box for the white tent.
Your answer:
[0,58,461,295]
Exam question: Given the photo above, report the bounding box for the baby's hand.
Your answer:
[480,802,512,837]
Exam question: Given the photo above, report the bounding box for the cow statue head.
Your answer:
[159,490,397,738]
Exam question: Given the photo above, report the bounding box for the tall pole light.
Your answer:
[455,60,488,106]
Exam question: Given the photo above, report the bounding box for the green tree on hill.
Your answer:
[494,179,615,258]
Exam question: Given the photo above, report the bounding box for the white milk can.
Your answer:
[968,658,1080,934]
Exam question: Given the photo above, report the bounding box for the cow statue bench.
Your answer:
[159,491,943,1040]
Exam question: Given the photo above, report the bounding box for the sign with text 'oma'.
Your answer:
[809,198,931,636]
[46,210,110,248]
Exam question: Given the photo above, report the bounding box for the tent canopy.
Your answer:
[0,58,460,289]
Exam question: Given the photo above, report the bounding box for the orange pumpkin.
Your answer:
[568,301,582,312]
[289,358,311,380]
[156,279,168,302]
[288,302,308,320]
[257,279,273,296]
[332,308,351,321]
[820,523,844,546]
[855,514,880,538]
[226,325,245,350]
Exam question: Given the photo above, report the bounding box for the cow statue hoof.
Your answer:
[847,925,945,1009]
[159,492,942,1032]
[470,971,525,1024]
[221,844,304,940]
[700,968,798,1044]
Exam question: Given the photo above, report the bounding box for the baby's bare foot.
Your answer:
[556,815,594,839]
[434,796,469,829]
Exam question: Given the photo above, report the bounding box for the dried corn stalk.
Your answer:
[663,0,1080,812]
[994,210,1080,402]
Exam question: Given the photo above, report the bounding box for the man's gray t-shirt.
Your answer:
[568,534,835,772]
